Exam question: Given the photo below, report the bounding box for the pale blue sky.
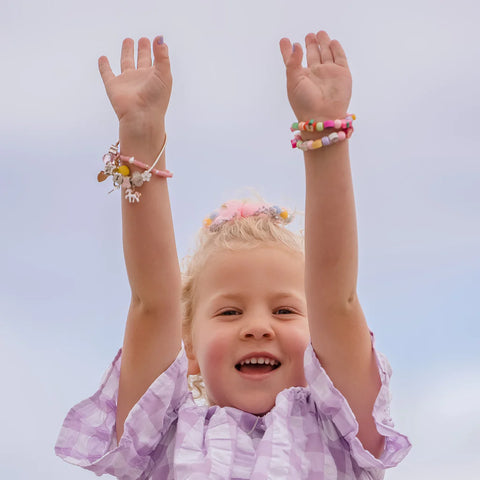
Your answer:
[1,0,479,478]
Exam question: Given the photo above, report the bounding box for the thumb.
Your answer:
[279,38,303,71]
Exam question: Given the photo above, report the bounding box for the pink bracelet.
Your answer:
[97,135,171,203]
[119,155,172,178]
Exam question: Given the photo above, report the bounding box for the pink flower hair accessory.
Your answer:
[203,200,292,232]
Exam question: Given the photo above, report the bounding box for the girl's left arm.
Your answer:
[280,31,384,457]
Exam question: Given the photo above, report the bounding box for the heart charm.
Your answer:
[97,171,109,182]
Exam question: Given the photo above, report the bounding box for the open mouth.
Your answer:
[235,357,281,374]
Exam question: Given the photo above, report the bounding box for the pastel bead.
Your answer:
[341,120,347,129]
[291,122,299,131]
[298,122,306,130]
[322,136,331,146]
[334,119,342,129]
[306,123,314,132]
[312,139,323,149]
[338,131,346,141]
[329,132,339,143]
[316,122,324,132]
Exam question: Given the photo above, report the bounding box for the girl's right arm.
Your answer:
[98,36,182,442]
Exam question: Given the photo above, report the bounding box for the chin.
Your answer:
[233,396,276,416]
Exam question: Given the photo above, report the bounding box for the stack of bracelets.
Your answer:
[97,136,171,203]
[97,115,356,203]
[290,114,356,151]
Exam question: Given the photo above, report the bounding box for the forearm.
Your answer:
[304,139,358,309]
[120,120,181,309]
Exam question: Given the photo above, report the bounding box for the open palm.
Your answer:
[279,31,352,121]
[98,37,172,123]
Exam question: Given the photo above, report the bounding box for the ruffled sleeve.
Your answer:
[304,334,411,472]
[55,347,190,480]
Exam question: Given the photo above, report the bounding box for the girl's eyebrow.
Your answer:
[209,292,305,305]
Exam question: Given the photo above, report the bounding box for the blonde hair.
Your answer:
[181,201,304,400]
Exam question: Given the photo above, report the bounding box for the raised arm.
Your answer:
[99,37,182,442]
[280,31,384,457]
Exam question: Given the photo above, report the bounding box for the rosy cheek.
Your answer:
[199,330,231,372]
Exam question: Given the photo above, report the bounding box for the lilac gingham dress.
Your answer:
[55,337,411,479]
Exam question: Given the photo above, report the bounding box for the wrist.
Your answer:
[119,116,166,158]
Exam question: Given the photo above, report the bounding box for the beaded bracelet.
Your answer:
[290,114,356,133]
[290,114,355,151]
[291,127,353,151]
[97,135,171,203]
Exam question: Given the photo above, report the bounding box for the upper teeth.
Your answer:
[239,357,279,366]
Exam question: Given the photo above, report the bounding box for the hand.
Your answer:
[98,37,172,132]
[279,31,352,122]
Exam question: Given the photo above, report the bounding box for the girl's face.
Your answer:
[188,246,310,415]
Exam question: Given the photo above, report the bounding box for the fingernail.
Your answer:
[157,35,164,45]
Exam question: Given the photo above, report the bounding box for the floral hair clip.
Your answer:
[203,200,292,232]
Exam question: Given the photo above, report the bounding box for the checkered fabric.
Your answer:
[55,337,411,479]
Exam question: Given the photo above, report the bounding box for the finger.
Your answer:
[279,38,303,70]
[316,30,333,64]
[279,37,292,66]
[137,37,152,68]
[152,36,171,76]
[330,39,349,68]
[120,38,135,72]
[305,32,321,68]
[98,56,115,84]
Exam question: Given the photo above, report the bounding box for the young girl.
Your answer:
[55,31,411,479]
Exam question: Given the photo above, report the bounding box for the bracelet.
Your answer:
[291,128,353,151]
[97,135,170,203]
[290,114,356,133]
[290,114,355,151]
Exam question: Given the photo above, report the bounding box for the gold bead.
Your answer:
[280,210,289,219]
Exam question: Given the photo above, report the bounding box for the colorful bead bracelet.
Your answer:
[290,114,356,133]
[97,136,171,203]
[291,127,354,151]
[290,115,355,151]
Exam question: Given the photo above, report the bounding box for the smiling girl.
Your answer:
[55,31,411,479]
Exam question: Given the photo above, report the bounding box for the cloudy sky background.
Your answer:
[1,0,479,478]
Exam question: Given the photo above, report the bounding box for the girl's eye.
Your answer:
[220,310,240,316]
[276,308,294,315]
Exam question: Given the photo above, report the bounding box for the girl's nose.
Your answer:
[240,317,275,340]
